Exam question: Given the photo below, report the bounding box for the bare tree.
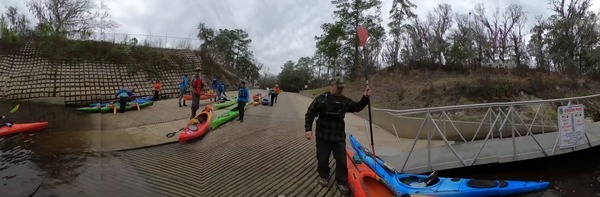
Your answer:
[506,5,528,68]
[474,3,500,64]
[498,4,525,64]
[3,6,30,35]
[527,15,549,70]
[427,3,453,66]
[26,0,118,37]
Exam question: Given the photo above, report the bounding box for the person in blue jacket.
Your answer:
[115,86,134,113]
[236,81,249,122]
[178,75,188,107]
[217,81,226,101]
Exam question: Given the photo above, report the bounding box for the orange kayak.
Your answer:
[0,122,48,137]
[179,105,213,143]
[183,93,216,101]
[347,146,398,197]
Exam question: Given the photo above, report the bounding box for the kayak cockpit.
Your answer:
[399,175,440,188]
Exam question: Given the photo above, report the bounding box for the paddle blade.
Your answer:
[356,26,369,47]
[10,104,20,113]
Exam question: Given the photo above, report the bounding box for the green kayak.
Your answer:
[214,98,238,110]
[76,100,153,113]
[210,103,250,129]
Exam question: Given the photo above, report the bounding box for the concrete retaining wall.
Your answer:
[0,41,237,106]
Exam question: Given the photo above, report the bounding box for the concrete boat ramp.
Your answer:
[14,90,596,196]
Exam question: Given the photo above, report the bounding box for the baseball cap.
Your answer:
[330,77,345,88]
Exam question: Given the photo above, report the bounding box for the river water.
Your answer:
[0,101,598,196]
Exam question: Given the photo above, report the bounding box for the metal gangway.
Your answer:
[371,94,600,174]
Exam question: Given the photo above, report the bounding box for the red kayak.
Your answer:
[179,105,213,143]
[347,146,398,197]
[0,122,49,138]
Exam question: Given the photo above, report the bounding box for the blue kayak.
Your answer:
[90,97,153,107]
[348,135,550,197]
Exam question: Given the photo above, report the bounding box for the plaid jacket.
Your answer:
[305,92,369,142]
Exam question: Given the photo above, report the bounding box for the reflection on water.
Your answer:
[0,132,92,196]
[0,101,99,196]
[0,101,99,132]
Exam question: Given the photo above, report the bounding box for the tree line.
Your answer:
[274,0,600,91]
[0,0,262,83]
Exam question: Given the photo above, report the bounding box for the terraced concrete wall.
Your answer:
[0,41,232,106]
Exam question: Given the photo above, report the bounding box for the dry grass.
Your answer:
[306,67,600,122]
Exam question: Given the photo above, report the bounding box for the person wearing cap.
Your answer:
[304,77,371,194]
[236,81,249,122]
[190,68,204,119]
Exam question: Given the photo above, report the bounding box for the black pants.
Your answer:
[153,90,159,101]
[316,139,347,186]
[273,94,278,103]
[270,94,276,106]
[191,93,200,119]
[119,97,128,113]
[237,101,246,121]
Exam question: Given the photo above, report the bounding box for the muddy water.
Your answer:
[0,101,102,196]
[439,146,600,197]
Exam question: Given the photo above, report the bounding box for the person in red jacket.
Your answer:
[190,74,203,119]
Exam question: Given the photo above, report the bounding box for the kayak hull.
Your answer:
[346,147,399,197]
[184,93,216,101]
[179,105,213,143]
[88,97,153,107]
[214,99,237,110]
[77,100,153,113]
[348,135,549,197]
[210,104,249,129]
[261,98,269,106]
[0,122,49,137]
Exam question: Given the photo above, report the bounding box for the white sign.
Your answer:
[558,105,586,148]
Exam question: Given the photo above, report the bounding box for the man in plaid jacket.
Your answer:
[304,77,371,193]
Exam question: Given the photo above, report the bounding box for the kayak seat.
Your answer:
[466,179,499,188]
[400,176,438,187]
[499,180,508,188]
[451,177,460,182]
[352,155,363,164]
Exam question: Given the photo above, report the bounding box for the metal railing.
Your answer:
[372,93,600,172]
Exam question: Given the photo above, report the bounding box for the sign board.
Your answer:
[305,85,308,89]
[558,104,585,148]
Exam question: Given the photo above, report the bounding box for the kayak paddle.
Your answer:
[2,104,20,118]
[113,100,117,114]
[357,25,376,156]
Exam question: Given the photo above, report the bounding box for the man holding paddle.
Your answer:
[304,77,371,193]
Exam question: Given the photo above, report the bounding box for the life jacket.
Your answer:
[153,82,161,91]
[192,78,203,95]
[320,92,347,119]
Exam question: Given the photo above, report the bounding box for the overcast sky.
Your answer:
[2,0,600,74]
